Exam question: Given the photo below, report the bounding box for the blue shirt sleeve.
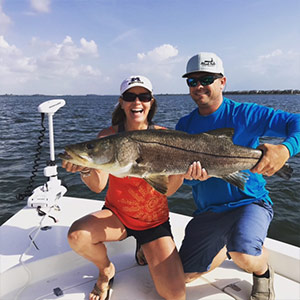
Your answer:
[281,114,300,157]
[233,102,300,157]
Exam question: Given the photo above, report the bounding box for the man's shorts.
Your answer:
[179,200,273,273]
[102,205,173,245]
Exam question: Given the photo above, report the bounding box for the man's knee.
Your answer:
[229,250,268,273]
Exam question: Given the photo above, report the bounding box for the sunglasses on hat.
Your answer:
[122,92,152,102]
[186,75,223,87]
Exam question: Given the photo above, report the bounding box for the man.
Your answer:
[176,52,300,299]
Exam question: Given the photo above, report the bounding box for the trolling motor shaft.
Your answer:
[27,99,67,208]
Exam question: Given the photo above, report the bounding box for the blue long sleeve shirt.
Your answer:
[176,97,300,214]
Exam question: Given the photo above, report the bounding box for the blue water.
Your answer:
[0,94,299,247]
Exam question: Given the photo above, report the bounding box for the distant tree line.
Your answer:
[1,89,299,97]
[224,89,300,95]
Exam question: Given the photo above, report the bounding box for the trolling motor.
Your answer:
[27,99,67,208]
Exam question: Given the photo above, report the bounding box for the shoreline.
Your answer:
[0,89,300,97]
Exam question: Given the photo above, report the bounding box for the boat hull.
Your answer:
[1,197,299,299]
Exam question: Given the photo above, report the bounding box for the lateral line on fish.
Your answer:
[132,138,261,160]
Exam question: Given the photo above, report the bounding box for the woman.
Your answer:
[62,75,186,300]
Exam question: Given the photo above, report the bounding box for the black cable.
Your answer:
[37,206,57,223]
[16,113,46,201]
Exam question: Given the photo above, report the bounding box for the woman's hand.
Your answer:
[62,159,108,193]
[61,160,89,173]
[184,161,210,181]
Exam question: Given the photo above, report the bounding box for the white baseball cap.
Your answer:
[182,52,224,77]
[120,75,153,95]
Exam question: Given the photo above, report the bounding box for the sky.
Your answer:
[0,0,299,95]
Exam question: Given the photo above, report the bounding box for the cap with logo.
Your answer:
[120,75,153,95]
[182,52,224,78]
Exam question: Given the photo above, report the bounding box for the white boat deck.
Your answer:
[1,196,299,299]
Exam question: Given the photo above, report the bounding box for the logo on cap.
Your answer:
[201,58,216,66]
[128,77,144,85]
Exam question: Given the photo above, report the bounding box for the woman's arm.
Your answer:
[61,158,109,193]
[80,168,109,193]
[166,174,185,196]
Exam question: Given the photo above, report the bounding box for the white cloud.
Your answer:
[36,36,101,82]
[117,44,184,93]
[12,57,37,73]
[0,36,35,72]
[236,49,300,90]
[258,49,283,60]
[80,38,99,57]
[119,44,180,80]
[246,49,300,76]
[0,35,37,89]
[0,35,102,94]
[41,36,99,62]
[137,52,146,60]
[0,4,12,33]
[30,0,51,13]
[138,44,178,62]
[81,65,101,76]
[0,35,20,55]
[121,44,180,80]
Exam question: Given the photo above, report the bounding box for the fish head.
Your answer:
[59,137,115,169]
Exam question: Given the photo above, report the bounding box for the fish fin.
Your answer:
[205,128,235,138]
[275,163,293,180]
[144,175,169,195]
[221,171,250,190]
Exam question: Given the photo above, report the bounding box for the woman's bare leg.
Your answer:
[142,236,186,300]
[68,209,127,300]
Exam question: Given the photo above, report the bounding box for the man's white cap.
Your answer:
[182,52,224,77]
[120,75,153,95]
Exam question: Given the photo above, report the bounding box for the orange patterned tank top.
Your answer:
[105,175,169,230]
[104,125,169,230]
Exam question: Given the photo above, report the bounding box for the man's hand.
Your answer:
[251,144,290,176]
[184,161,210,181]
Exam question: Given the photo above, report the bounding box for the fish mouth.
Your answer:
[60,148,90,164]
[59,151,72,160]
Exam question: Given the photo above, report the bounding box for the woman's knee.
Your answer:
[67,219,90,249]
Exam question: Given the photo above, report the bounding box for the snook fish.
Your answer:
[59,128,293,194]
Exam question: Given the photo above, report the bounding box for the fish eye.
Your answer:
[86,143,94,150]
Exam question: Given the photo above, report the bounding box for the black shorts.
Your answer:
[102,205,173,245]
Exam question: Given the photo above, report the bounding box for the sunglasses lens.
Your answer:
[200,76,214,86]
[138,93,152,102]
[186,78,197,87]
[187,75,218,87]
[122,92,152,102]
[122,92,136,102]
